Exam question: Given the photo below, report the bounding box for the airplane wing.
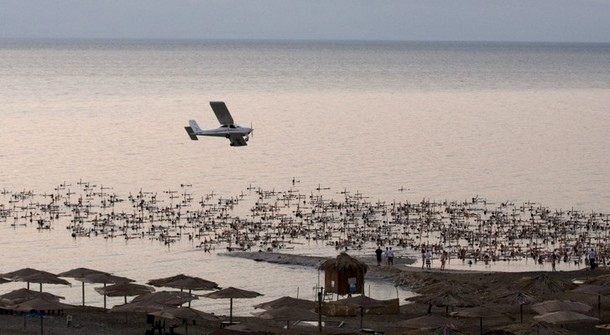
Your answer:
[228,134,248,147]
[210,101,235,126]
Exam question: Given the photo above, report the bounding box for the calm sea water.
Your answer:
[1,39,609,313]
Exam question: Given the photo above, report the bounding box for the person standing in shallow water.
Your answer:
[375,246,383,266]
[589,248,598,270]
[386,247,394,266]
[440,250,448,270]
[424,249,432,270]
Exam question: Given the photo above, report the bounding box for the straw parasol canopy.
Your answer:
[335,295,387,309]
[530,300,592,314]
[11,298,76,335]
[502,321,579,335]
[490,290,537,323]
[254,305,320,329]
[131,290,198,306]
[516,274,576,298]
[3,268,72,292]
[110,300,169,313]
[11,297,75,312]
[0,288,64,305]
[533,310,599,325]
[147,274,218,306]
[335,295,387,329]
[57,267,110,279]
[409,290,480,314]
[569,284,610,318]
[253,296,317,311]
[150,306,220,322]
[147,274,219,291]
[202,286,263,325]
[110,291,198,313]
[399,313,460,330]
[451,306,512,335]
[95,282,155,304]
[150,306,220,335]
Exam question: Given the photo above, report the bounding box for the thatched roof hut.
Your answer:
[318,253,368,296]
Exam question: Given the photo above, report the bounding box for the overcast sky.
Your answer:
[1,0,609,42]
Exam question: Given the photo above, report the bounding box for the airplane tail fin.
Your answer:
[185,120,202,141]
[189,120,203,133]
[185,126,198,140]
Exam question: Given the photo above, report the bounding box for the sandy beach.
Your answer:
[2,251,610,335]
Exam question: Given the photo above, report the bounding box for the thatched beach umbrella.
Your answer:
[253,296,317,311]
[516,274,576,298]
[147,274,219,290]
[0,288,64,305]
[503,321,578,335]
[490,290,537,323]
[531,299,592,315]
[451,306,511,335]
[569,284,610,318]
[58,267,133,307]
[150,306,220,335]
[12,297,75,312]
[76,272,134,309]
[399,313,460,330]
[95,282,155,304]
[335,295,387,329]
[12,298,75,335]
[254,306,320,329]
[110,291,198,315]
[131,290,198,306]
[147,274,219,307]
[409,290,480,314]
[203,286,262,325]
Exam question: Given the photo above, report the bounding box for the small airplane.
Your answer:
[184,101,253,147]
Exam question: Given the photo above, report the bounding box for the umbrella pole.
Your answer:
[479,317,483,335]
[82,282,85,306]
[520,304,523,323]
[229,298,233,325]
[103,283,107,309]
[318,288,323,334]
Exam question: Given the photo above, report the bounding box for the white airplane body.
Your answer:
[185,101,253,147]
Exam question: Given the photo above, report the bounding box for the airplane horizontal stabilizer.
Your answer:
[184,127,199,140]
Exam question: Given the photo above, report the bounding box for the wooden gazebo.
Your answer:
[318,253,368,296]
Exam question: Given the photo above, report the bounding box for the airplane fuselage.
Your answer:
[198,125,252,138]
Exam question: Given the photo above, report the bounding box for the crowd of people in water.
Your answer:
[1,180,609,271]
